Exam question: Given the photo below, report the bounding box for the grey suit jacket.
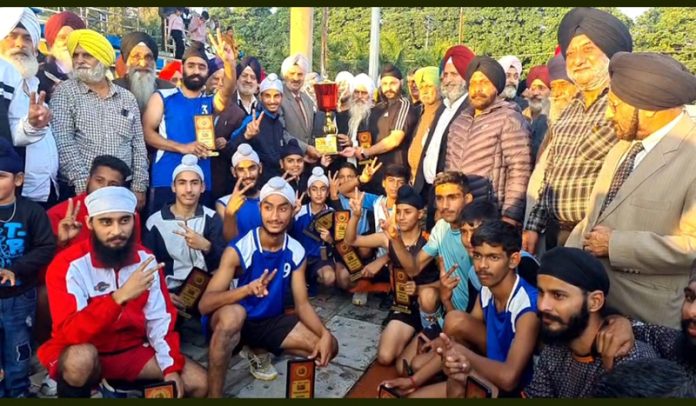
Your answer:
[566,113,696,328]
[280,84,325,151]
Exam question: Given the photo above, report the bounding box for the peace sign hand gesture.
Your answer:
[348,187,364,217]
[246,268,278,298]
[244,109,265,140]
[208,27,237,65]
[226,177,254,216]
[294,191,306,216]
[57,197,83,247]
[28,91,51,129]
[173,222,212,253]
[379,201,399,240]
[328,170,340,200]
[359,157,383,184]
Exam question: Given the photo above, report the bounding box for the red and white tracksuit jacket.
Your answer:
[38,239,184,376]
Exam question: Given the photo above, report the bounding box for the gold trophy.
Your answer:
[313,81,339,155]
[194,115,219,157]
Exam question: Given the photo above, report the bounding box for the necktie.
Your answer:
[599,142,644,215]
[295,95,309,128]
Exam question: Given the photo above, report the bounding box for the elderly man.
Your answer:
[37,11,86,102]
[498,55,528,110]
[334,73,374,167]
[413,45,475,227]
[547,54,578,125]
[524,7,633,252]
[51,29,149,210]
[279,53,322,159]
[523,64,551,162]
[235,56,263,116]
[407,67,442,184]
[335,70,354,113]
[445,56,532,225]
[0,8,58,207]
[143,37,237,215]
[565,52,696,327]
[113,32,174,112]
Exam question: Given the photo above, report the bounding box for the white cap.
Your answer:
[350,73,375,96]
[307,166,329,188]
[232,143,261,168]
[281,53,310,77]
[85,186,137,218]
[260,177,296,207]
[172,154,204,183]
[259,73,283,94]
[497,55,523,76]
[335,71,354,84]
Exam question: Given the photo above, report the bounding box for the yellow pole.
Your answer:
[290,7,314,70]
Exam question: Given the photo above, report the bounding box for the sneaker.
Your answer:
[40,376,57,397]
[239,347,278,381]
[352,292,368,306]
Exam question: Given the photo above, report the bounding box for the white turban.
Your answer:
[350,73,375,96]
[281,53,310,78]
[307,166,329,188]
[172,154,204,183]
[335,71,354,85]
[85,186,137,218]
[497,55,523,77]
[1,8,41,49]
[259,73,283,94]
[232,143,260,168]
[260,177,296,207]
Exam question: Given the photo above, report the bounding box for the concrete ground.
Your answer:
[30,289,389,398]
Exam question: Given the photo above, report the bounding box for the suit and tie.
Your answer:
[279,84,324,150]
[566,113,696,328]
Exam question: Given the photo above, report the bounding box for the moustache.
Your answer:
[472,93,488,99]
[539,311,564,324]
[106,236,127,244]
[186,74,205,82]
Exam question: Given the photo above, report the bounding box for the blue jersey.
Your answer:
[232,228,306,320]
[217,194,262,240]
[152,88,213,189]
[480,275,537,389]
[338,192,379,235]
[291,203,332,260]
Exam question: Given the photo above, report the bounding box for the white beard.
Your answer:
[128,69,157,111]
[502,85,517,100]
[440,81,466,104]
[73,63,106,84]
[348,100,371,137]
[1,52,39,79]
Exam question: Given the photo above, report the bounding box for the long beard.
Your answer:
[440,81,467,104]
[73,63,106,84]
[679,319,696,367]
[348,101,371,136]
[91,231,135,270]
[539,300,591,345]
[2,52,39,79]
[501,85,517,100]
[128,69,156,111]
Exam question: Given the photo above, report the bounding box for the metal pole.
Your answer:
[368,7,380,84]
[321,7,328,79]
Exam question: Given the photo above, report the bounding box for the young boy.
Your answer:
[0,140,56,397]
[279,139,307,194]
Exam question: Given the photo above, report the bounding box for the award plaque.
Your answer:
[390,268,412,314]
[143,381,177,398]
[285,359,316,399]
[315,135,339,155]
[178,267,211,319]
[358,131,372,150]
[335,241,363,282]
[194,115,219,157]
[333,210,350,241]
[303,210,334,242]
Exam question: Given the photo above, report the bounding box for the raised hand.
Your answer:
[208,27,237,65]
[320,154,333,167]
[379,203,399,240]
[28,91,51,129]
[439,264,460,303]
[328,170,340,200]
[0,269,16,286]
[113,257,164,305]
[226,177,254,216]
[283,170,299,183]
[359,157,383,183]
[57,197,82,247]
[173,222,212,253]
[294,191,306,216]
[243,109,265,140]
[348,187,364,217]
[246,268,278,298]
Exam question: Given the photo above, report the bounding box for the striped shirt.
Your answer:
[526,88,617,232]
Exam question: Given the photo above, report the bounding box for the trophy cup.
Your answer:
[313,81,339,155]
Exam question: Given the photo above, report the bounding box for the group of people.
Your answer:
[0,5,695,399]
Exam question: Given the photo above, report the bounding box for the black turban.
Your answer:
[236,56,262,82]
[539,247,609,294]
[280,138,303,159]
[609,52,696,111]
[558,7,632,59]
[182,41,208,66]
[465,56,506,94]
[381,63,402,80]
[121,32,158,62]
[548,54,571,83]
[396,185,424,210]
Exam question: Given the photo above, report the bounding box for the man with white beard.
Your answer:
[36,11,85,102]
[498,54,528,111]
[113,32,174,114]
[51,29,149,211]
[522,64,551,162]
[0,7,59,207]
[335,73,374,166]
[335,70,354,113]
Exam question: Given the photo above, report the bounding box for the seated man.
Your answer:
[523,247,658,398]
[200,177,338,398]
[144,155,225,306]
[38,187,207,398]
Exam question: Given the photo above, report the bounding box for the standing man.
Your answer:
[524,7,632,252]
[37,11,85,101]
[497,55,527,111]
[51,29,149,210]
[566,52,696,327]
[167,8,186,60]
[279,53,321,159]
[407,67,442,185]
[406,68,422,112]
[113,32,174,113]
[143,33,237,214]
[445,56,532,226]
[523,64,551,162]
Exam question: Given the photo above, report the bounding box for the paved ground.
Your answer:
[30,289,389,398]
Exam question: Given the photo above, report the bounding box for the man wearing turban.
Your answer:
[0,7,59,208]
[566,52,696,328]
[522,64,551,162]
[50,28,149,211]
[407,67,442,183]
[444,56,532,225]
[413,45,475,228]
[37,10,85,101]
[335,72,374,167]
[498,54,528,111]
[524,7,632,254]
[114,32,174,113]
[235,55,262,116]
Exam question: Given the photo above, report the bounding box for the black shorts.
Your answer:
[307,257,335,279]
[241,313,300,355]
[384,300,422,331]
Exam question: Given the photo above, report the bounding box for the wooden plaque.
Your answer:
[285,359,316,399]
[335,241,363,281]
[194,114,219,157]
[333,210,350,241]
[357,131,372,149]
[143,381,177,398]
[304,210,334,242]
[178,268,211,319]
[390,268,411,314]
[314,135,338,155]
